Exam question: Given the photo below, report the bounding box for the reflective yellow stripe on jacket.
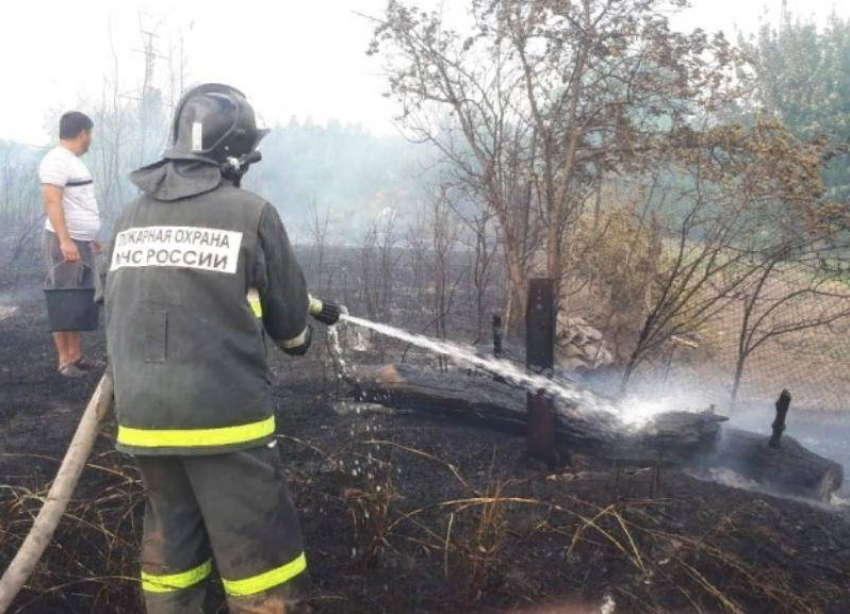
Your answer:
[142,560,212,593]
[247,288,263,318]
[222,552,307,597]
[118,416,276,449]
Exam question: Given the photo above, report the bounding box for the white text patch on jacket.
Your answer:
[110,226,243,274]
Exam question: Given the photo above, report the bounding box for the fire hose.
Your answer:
[0,298,342,612]
[0,374,114,614]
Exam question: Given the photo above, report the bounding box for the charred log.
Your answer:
[709,427,844,501]
[770,389,792,449]
[347,364,843,500]
[349,365,725,463]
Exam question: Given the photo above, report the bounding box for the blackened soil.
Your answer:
[1,302,850,614]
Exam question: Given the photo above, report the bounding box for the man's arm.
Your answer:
[255,204,311,353]
[42,184,80,262]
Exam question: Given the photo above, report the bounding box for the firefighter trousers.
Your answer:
[135,443,309,614]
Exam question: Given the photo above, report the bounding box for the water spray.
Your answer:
[339,313,620,417]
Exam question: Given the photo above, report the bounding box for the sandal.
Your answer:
[75,357,106,370]
[59,363,88,378]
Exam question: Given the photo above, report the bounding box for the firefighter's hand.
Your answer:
[309,296,344,326]
[280,326,313,357]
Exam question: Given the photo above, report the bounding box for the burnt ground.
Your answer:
[1,300,850,614]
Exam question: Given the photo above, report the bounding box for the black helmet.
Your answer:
[165,83,269,166]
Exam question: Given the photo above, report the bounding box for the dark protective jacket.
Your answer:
[103,159,309,456]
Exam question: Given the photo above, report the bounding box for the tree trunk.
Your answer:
[619,356,638,398]
[546,212,562,296]
[708,428,843,501]
[729,356,746,410]
[503,244,527,334]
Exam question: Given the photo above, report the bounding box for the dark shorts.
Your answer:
[43,230,96,289]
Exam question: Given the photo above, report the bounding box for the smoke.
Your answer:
[578,367,734,430]
[575,368,850,504]
[0,305,18,323]
[0,286,42,308]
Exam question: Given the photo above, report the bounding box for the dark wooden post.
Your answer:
[769,389,792,448]
[492,314,503,357]
[526,279,557,464]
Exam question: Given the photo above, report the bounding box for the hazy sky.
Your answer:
[1,0,845,146]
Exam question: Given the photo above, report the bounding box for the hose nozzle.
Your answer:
[309,295,344,326]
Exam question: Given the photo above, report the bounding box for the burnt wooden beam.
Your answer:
[492,314,503,357]
[712,427,843,501]
[346,365,843,500]
[769,389,792,449]
[526,279,558,465]
[349,365,723,460]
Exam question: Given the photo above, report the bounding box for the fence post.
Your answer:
[526,279,557,464]
[770,389,792,448]
[492,313,503,357]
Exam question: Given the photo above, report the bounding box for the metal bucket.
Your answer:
[44,262,99,332]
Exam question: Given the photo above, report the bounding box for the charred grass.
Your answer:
[1,303,850,614]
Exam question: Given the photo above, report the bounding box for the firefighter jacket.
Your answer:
[103,159,309,456]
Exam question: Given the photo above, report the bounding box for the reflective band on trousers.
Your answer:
[222,552,307,597]
[142,560,212,593]
[118,416,276,448]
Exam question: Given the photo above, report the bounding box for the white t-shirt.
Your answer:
[39,146,101,241]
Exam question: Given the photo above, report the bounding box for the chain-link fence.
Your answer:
[661,291,850,414]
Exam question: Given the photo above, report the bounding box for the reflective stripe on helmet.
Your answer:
[142,560,212,593]
[221,552,307,597]
[118,416,275,449]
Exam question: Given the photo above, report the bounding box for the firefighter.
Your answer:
[102,83,340,614]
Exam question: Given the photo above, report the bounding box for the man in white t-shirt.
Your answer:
[39,111,104,378]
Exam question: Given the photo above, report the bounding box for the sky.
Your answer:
[0,0,846,146]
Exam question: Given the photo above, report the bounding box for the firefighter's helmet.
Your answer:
[165,83,268,166]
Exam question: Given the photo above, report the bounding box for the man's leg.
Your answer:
[46,231,68,369]
[185,443,310,614]
[136,455,213,614]
[66,331,82,364]
[45,231,89,371]
[52,331,83,368]
[51,332,70,368]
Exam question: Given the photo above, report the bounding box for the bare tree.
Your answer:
[86,15,187,225]
[447,186,498,343]
[465,207,498,344]
[369,0,744,331]
[567,177,663,363]
[405,208,431,315]
[304,197,334,296]
[729,241,850,407]
[429,187,462,369]
[358,210,400,348]
[621,120,830,393]
[0,146,42,287]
